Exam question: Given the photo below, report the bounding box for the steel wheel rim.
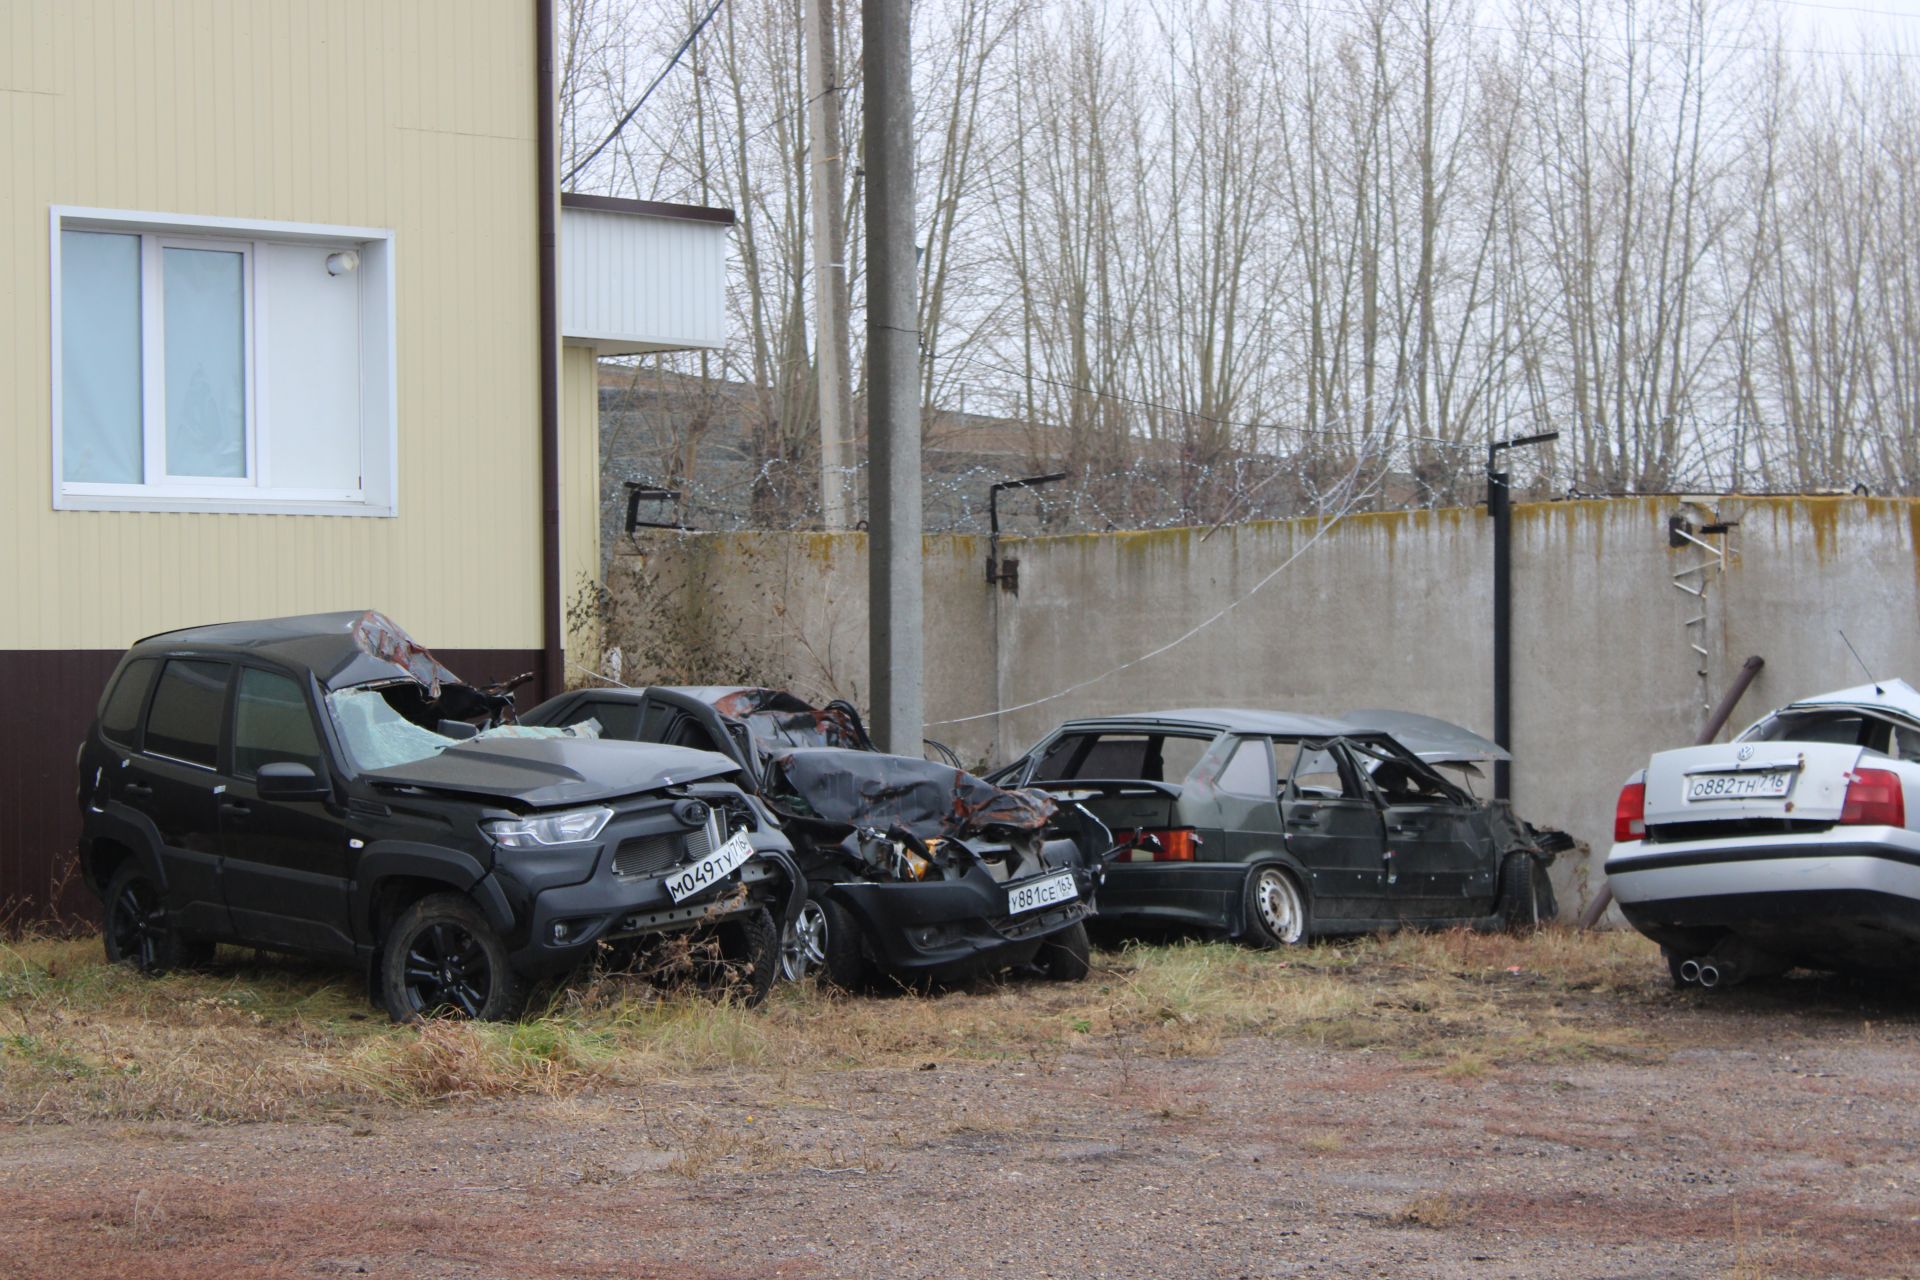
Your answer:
[109,878,164,970]
[1255,871,1303,944]
[781,901,829,982]
[401,921,493,1018]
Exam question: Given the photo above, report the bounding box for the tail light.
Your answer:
[1121,828,1198,862]
[1840,768,1906,827]
[1614,781,1646,843]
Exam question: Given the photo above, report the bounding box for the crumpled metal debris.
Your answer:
[712,688,870,751]
[762,747,1056,840]
[351,610,463,697]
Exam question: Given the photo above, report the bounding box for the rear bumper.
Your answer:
[1606,831,1920,903]
[1605,833,1920,971]
[828,868,1094,981]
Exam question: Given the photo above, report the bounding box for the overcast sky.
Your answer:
[1778,0,1920,50]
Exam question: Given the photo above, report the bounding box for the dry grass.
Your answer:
[1395,1191,1475,1229]
[0,925,1670,1124]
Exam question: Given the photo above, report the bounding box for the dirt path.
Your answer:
[6,983,1919,1279]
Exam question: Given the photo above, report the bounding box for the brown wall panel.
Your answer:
[0,648,547,929]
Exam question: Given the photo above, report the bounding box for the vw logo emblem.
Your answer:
[1736,745,1754,761]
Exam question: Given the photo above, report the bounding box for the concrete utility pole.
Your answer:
[805,0,850,529]
[864,0,923,755]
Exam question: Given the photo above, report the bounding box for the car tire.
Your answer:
[1038,920,1092,982]
[1244,865,1309,947]
[780,898,830,983]
[1497,854,1542,934]
[102,863,202,975]
[692,907,780,1007]
[816,896,873,992]
[379,892,526,1022]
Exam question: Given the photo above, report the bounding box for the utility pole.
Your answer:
[805,0,849,529]
[864,0,923,754]
[1487,431,1557,799]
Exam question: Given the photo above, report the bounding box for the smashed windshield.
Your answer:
[327,686,602,771]
[1741,708,1920,763]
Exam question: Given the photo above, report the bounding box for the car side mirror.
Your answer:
[257,761,330,802]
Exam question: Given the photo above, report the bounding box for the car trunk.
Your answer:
[1030,782,1182,839]
[1642,741,1863,838]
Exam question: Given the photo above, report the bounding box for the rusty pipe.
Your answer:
[1578,655,1766,931]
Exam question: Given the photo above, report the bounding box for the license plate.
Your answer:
[664,829,755,902]
[1007,870,1079,915]
[1685,771,1793,801]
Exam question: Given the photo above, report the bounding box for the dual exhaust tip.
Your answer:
[1677,957,1727,988]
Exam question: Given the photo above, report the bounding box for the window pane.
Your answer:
[1217,739,1273,797]
[581,701,642,739]
[99,658,159,745]
[60,231,143,483]
[145,660,230,768]
[233,669,323,778]
[163,247,246,477]
[1157,736,1212,784]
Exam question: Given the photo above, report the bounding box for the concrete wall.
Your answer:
[605,496,1920,913]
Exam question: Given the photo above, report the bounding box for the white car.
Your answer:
[1605,679,1920,988]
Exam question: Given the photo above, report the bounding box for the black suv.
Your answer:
[76,612,803,1018]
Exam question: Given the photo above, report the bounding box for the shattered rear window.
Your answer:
[1741,709,1920,760]
[1031,733,1213,783]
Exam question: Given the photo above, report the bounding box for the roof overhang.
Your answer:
[559,193,733,355]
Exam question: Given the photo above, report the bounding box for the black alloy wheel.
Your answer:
[103,865,169,974]
[380,893,525,1022]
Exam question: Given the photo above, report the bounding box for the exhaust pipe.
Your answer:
[1678,959,1702,985]
[1697,963,1721,989]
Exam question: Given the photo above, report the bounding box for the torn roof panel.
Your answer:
[137,610,468,692]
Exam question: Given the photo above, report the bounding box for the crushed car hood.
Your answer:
[364,738,738,808]
[761,747,1056,838]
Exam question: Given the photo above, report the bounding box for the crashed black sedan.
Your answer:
[77,613,803,1018]
[988,709,1566,945]
[520,686,1107,988]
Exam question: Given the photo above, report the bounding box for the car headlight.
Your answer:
[483,807,613,848]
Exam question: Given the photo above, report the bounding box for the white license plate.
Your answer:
[664,829,756,902]
[1007,870,1079,915]
[1685,771,1793,801]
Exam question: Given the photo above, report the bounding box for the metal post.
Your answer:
[805,0,849,529]
[864,0,922,754]
[1486,431,1557,802]
[1489,455,1512,800]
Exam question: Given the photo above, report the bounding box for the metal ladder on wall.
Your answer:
[1669,500,1737,724]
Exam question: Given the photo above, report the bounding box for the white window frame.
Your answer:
[50,206,398,517]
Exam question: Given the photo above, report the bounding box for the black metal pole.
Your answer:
[1490,457,1512,800]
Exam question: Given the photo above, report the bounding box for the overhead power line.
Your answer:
[561,0,730,188]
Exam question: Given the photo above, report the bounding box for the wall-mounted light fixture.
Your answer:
[325,250,361,277]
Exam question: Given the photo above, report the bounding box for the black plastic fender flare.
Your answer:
[1227,853,1315,940]
[78,803,169,895]
[352,842,513,943]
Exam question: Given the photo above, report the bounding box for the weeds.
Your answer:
[0,925,1671,1123]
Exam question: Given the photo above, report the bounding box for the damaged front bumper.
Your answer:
[493,790,805,979]
[826,860,1096,981]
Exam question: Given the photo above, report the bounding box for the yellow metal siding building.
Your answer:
[0,0,732,917]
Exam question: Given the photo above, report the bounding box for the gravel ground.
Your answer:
[5,971,1920,1279]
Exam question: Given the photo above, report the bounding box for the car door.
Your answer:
[1280,740,1389,922]
[218,666,357,956]
[1216,735,1287,864]
[126,657,235,939]
[1349,737,1498,921]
